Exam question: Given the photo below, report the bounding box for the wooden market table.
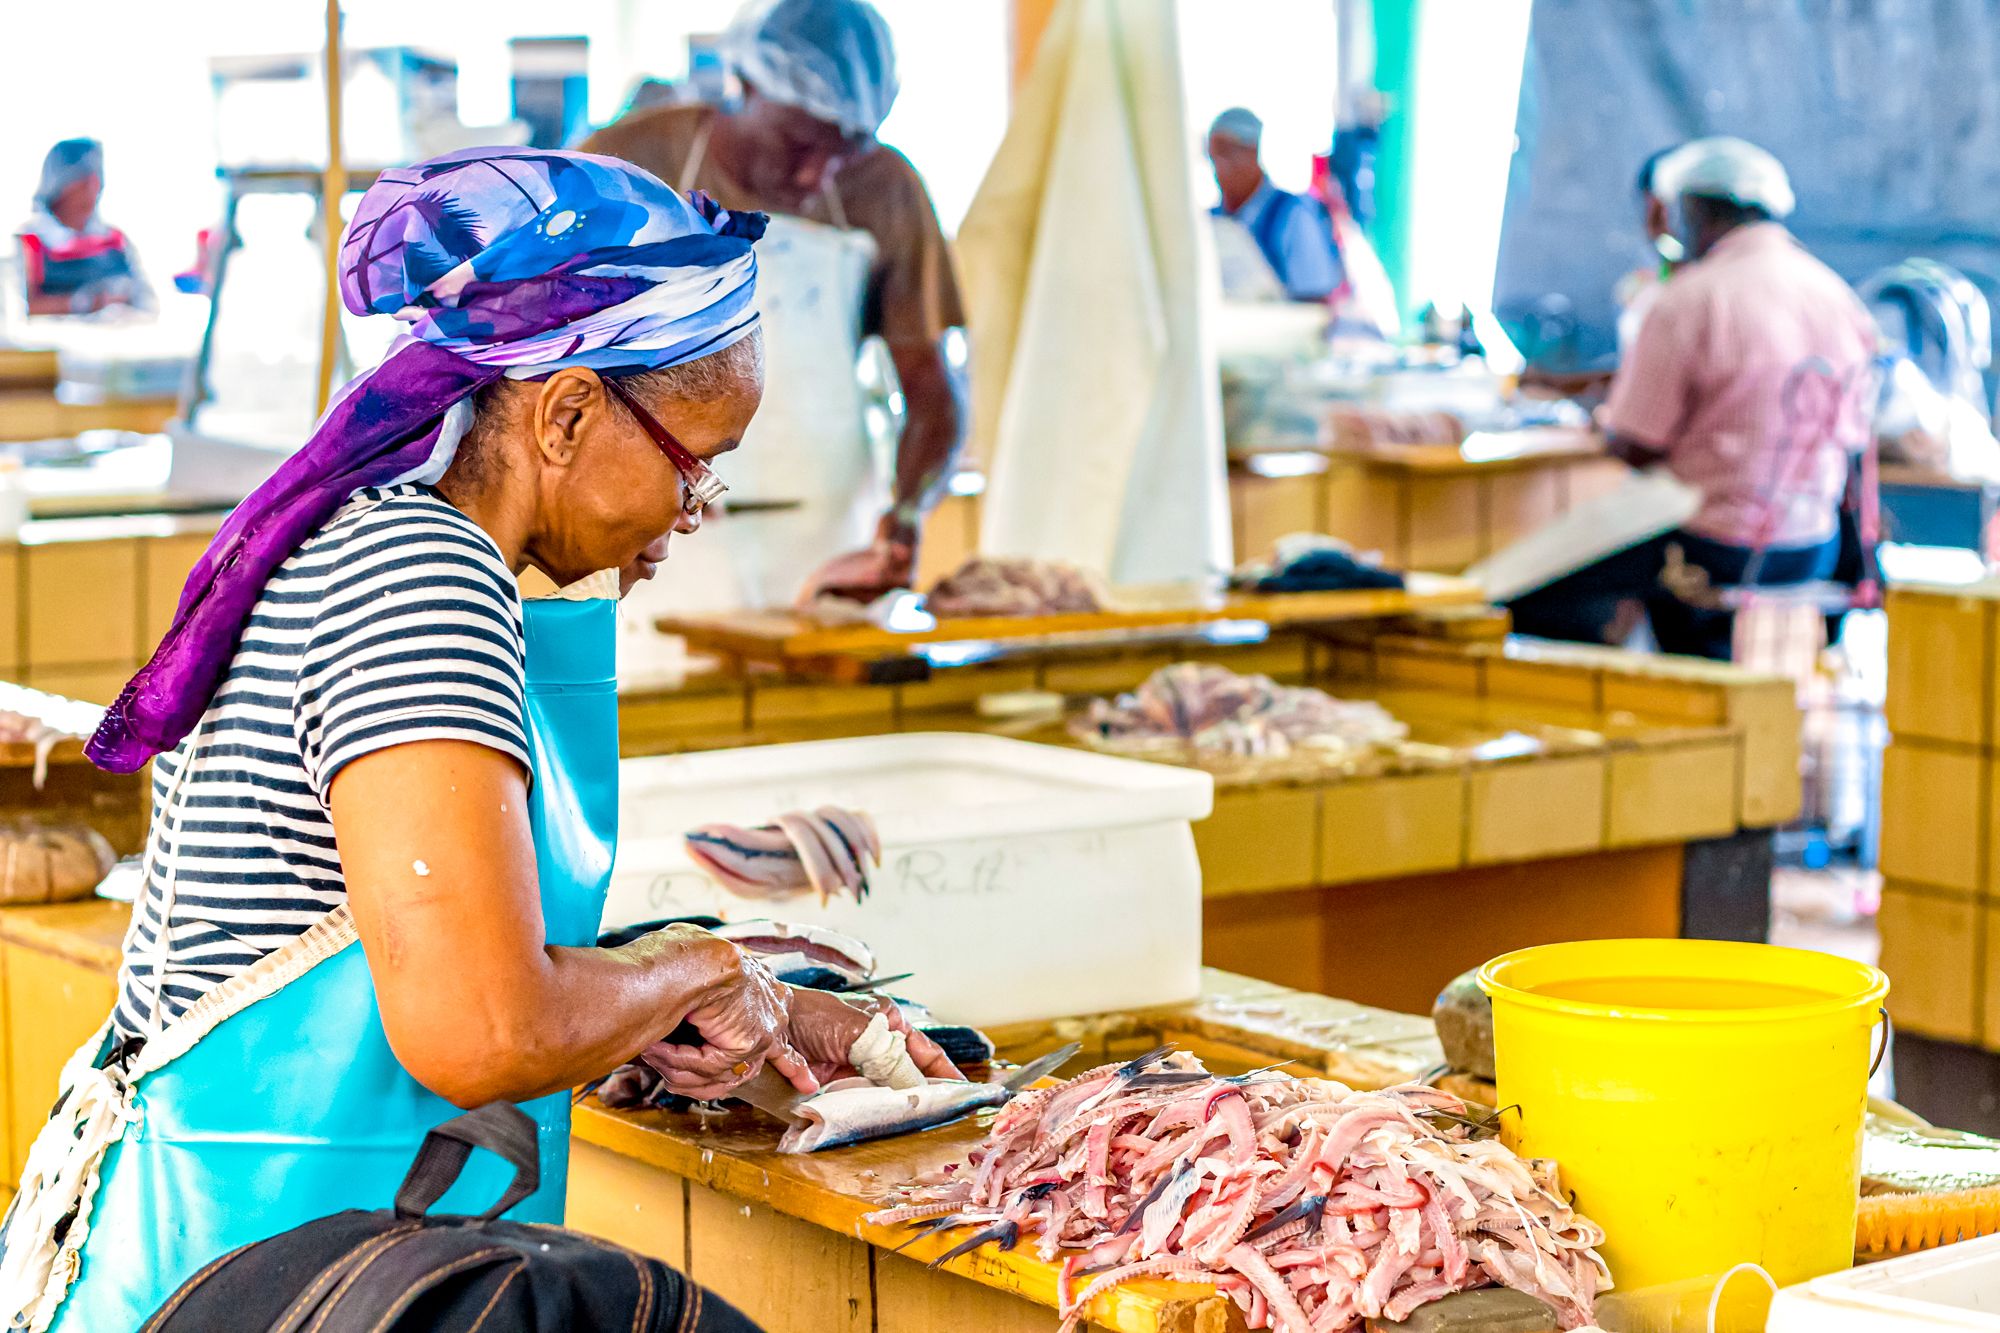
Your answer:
[0,392,177,442]
[1229,426,1627,572]
[0,346,175,442]
[567,968,1446,1333]
[658,576,1484,681]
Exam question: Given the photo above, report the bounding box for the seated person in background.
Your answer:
[1508,137,1878,661]
[17,138,153,317]
[1207,107,1342,303]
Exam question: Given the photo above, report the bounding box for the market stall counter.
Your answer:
[0,346,177,442]
[1229,426,1627,574]
[619,620,1801,1018]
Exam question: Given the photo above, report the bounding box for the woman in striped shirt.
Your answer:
[1,148,953,1333]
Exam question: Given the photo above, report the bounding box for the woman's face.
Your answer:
[527,367,762,589]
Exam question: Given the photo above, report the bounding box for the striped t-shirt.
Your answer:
[112,486,531,1038]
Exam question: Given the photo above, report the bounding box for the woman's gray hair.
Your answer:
[453,329,763,485]
[623,326,765,404]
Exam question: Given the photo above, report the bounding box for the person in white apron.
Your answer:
[0,147,954,1333]
[584,0,966,632]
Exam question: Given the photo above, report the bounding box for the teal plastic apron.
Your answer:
[44,596,618,1333]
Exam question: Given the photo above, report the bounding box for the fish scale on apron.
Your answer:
[617,126,884,663]
[0,591,620,1333]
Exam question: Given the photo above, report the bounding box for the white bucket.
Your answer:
[610,733,1214,1026]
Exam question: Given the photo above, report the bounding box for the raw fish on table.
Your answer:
[1073,662,1407,760]
[777,1042,1074,1154]
[868,1050,1608,1333]
[709,918,879,986]
[925,556,1107,618]
[685,806,881,905]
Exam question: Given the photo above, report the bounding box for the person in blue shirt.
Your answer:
[1207,107,1342,302]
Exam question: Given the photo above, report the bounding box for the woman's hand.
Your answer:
[638,944,818,1101]
[785,989,963,1084]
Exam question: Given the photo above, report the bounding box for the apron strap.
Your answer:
[679,120,712,195]
[822,175,850,231]
[678,115,852,231]
[126,907,359,1081]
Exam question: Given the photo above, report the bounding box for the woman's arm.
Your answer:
[330,737,814,1108]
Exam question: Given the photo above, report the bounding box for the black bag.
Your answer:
[142,1103,759,1333]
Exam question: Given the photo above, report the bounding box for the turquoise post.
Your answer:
[1369,0,1423,327]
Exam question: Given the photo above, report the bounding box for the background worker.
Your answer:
[17,137,153,317]
[1509,137,1879,659]
[1206,106,1342,303]
[585,0,965,607]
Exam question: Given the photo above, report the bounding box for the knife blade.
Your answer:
[728,1063,813,1126]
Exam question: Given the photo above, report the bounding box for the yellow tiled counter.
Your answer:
[0,513,224,705]
[1882,582,2000,1051]
[0,899,126,1184]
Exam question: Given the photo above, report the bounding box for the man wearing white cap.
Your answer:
[585,0,962,607]
[1207,107,1342,302]
[1511,136,1879,659]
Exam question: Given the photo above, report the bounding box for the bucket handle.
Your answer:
[1869,1007,1892,1081]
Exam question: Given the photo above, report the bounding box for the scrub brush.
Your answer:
[1856,1185,2000,1259]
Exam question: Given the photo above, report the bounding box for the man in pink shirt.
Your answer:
[1510,138,1879,659]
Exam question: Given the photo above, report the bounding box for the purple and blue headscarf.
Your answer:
[87,147,765,773]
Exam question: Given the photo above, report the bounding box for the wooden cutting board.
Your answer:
[660,576,1484,667]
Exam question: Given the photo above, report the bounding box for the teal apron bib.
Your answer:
[41,596,618,1333]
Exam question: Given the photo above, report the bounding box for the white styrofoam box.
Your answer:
[611,733,1214,1027]
[1770,1233,2000,1330]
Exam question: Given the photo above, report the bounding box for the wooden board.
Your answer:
[660,576,1483,667]
[1234,426,1605,477]
[0,349,58,391]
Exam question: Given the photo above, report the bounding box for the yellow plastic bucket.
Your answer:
[1478,938,1888,1291]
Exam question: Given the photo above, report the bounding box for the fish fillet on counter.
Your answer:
[685,806,881,905]
[870,1050,1608,1333]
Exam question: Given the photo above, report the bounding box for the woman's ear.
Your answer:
[532,369,604,465]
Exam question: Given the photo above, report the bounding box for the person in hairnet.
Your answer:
[1206,107,1342,303]
[17,138,154,317]
[1509,137,1879,660]
[583,0,961,609]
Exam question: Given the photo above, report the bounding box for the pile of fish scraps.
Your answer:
[1073,662,1408,761]
[591,917,1004,1153]
[685,805,880,906]
[926,555,1107,619]
[869,1049,1608,1333]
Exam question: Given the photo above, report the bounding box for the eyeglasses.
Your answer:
[602,376,728,516]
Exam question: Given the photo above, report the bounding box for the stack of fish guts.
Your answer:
[869,1049,1609,1333]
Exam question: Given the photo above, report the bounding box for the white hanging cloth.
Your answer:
[958,0,1231,585]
